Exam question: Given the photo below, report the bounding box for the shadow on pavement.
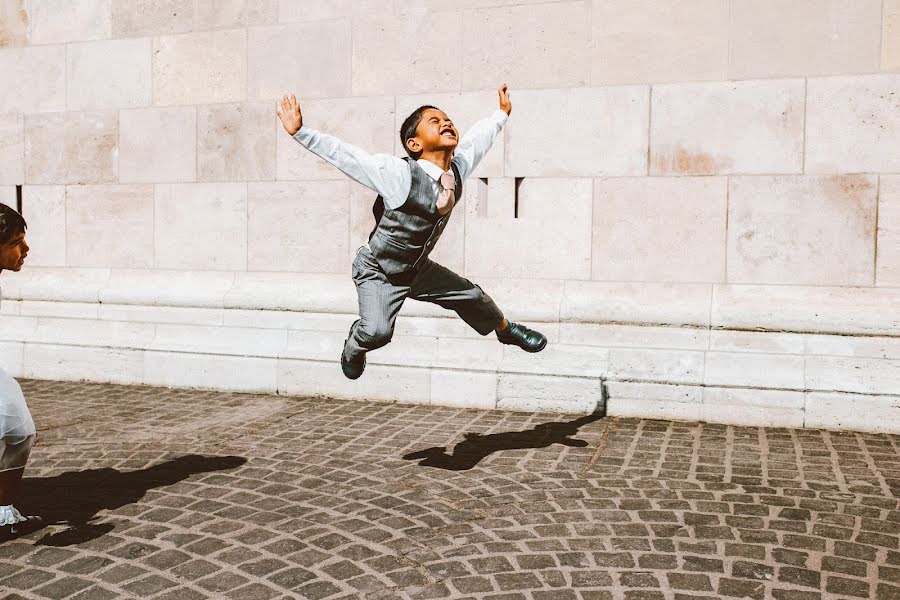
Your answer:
[20,454,246,547]
[402,412,605,471]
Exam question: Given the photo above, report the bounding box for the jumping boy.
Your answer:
[0,204,43,540]
[277,84,546,379]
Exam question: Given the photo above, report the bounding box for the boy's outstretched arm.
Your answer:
[277,94,410,206]
[454,83,512,181]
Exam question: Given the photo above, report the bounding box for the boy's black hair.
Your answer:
[0,203,26,245]
[400,105,440,159]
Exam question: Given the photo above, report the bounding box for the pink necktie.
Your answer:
[437,172,455,215]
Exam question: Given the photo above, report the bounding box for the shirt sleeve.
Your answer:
[292,127,411,207]
[453,109,508,181]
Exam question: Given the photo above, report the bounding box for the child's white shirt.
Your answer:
[291,109,508,210]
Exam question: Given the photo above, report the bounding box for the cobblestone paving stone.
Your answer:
[1,380,899,599]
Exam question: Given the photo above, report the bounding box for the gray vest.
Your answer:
[367,157,463,276]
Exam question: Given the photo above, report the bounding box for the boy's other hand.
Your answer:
[498,83,511,115]
[277,94,303,135]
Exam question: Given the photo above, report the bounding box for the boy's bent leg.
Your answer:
[343,248,410,377]
[411,260,547,352]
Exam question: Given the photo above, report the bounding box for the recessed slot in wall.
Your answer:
[514,177,524,218]
[16,185,22,214]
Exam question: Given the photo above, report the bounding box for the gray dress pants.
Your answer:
[342,246,505,361]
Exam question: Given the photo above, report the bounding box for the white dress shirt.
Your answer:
[291,109,508,210]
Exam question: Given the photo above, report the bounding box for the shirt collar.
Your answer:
[416,158,452,182]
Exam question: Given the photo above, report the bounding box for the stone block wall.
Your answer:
[0,0,898,432]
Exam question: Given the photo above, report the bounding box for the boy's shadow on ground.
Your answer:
[402,413,605,471]
[20,454,246,547]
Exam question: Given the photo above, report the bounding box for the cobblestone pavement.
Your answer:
[1,380,900,600]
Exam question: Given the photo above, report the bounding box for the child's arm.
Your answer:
[454,84,512,181]
[277,94,410,207]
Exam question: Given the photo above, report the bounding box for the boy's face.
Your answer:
[0,231,28,272]
[407,108,458,156]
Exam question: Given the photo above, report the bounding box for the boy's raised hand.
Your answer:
[498,83,511,115]
[277,94,303,135]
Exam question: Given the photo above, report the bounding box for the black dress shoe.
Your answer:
[341,351,366,380]
[496,322,547,353]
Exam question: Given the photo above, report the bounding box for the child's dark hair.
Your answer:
[400,105,440,159]
[0,203,26,245]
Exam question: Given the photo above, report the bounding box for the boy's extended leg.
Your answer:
[410,260,546,352]
[341,247,410,379]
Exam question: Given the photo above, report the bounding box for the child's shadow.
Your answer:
[20,454,246,547]
[402,413,604,471]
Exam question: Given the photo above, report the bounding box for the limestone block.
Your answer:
[464,277,563,323]
[20,300,97,319]
[560,323,708,351]
[66,185,153,268]
[704,352,804,390]
[395,91,506,177]
[806,75,900,173]
[281,329,345,362]
[712,284,900,336]
[276,95,394,181]
[4,267,109,302]
[32,317,155,349]
[0,0,27,47]
[20,185,65,267]
[593,177,727,282]
[591,0,728,85]
[0,186,13,206]
[877,175,900,286]
[25,111,118,184]
[608,348,704,385]
[0,45,66,113]
[150,323,287,358]
[0,114,23,184]
[284,329,436,368]
[805,392,900,433]
[25,0,111,44]
[806,356,900,395]
[119,107,196,183]
[66,38,152,110]
[804,333,900,361]
[198,102,275,182]
[704,387,805,410]
[500,344,609,378]
[729,0,881,79]
[153,29,247,106]
[393,316,471,339]
[0,315,36,341]
[886,0,900,71]
[155,183,247,271]
[606,383,702,421]
[0,342,23,377]
[194,0,277,29]
[111,0,192,37]
[225,272,356,313]
[561,281,711,327]
[0,299,19,315]
[248,22,350,100]
[465,178,593,280]
[651,80,804,175]
[24,343,143,384]
[497,374,602,413]
[709,330,805,355]
[100,304,224,327]
[247,181,349,274]
[505,86,649,177]
[461,2,589,90]
[280,0,391,22]
[401,0,551,10]
[352,12,462,96]
[727,175,877,286]
[700,404,804,429]
[144,351,278,393]
[278,359,431,403]
[224,308,355,332]
[430,370,497,410]
[101,269,235,307]
[436,337,504,371]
